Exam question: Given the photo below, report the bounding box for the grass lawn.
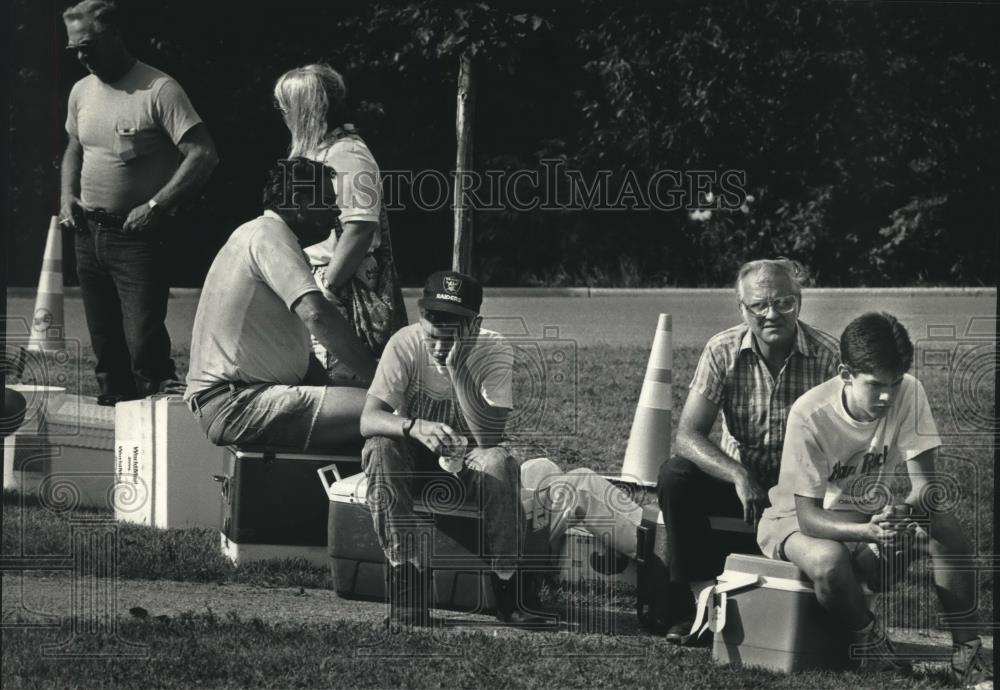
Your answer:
[2,343,993,688]
[1,612,966,689]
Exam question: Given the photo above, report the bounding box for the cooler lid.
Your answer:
[234,443,364,460]
[722,553,810,582]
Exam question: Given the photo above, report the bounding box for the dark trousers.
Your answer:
[657,454,747,584]
[75,220,176,398]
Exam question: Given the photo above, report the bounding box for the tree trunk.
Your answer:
[452,52,476,274]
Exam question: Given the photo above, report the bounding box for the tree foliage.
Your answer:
[7,0,997,287]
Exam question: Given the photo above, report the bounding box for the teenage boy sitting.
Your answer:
[757,312,991,687]
[359,270,543,628]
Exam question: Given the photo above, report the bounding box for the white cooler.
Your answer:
[114,395,228,528]
[2,385,66,495]
[5,388,118,511]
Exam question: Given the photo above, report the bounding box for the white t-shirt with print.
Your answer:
[763,374,942,519]
[366,324,513,434]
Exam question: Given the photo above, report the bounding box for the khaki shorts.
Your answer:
[757,514,802,560]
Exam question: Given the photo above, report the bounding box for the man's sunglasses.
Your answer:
[65,41,99,55]
[739,294,798,318]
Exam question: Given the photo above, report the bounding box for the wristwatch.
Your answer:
[147,199,160,212]
[402,417,416,439]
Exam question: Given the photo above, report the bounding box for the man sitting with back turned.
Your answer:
[360,271,543,628]
[656,258,840,643]
[185,158,376,450]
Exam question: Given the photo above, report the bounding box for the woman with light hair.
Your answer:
[274,64,407,380]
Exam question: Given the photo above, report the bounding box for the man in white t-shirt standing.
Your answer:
[758,312,991,686]
[360,271,542,628]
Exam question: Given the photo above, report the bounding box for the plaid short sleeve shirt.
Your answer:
[688,321,840,488]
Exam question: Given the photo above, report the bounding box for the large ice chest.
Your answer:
[326,471,558,612]
[3,385,66,495]
[5,389,117,510]
[711,553,851,672]
[219,445,362,567]
[113,396,230,528]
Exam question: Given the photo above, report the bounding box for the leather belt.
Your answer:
[84,209,127,227]
[188,382,233,416]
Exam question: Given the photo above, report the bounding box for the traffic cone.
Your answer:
[621,313,672,486]
[27,216,65,352]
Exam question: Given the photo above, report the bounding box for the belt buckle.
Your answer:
[90,209,122,227]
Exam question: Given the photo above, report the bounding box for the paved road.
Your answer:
[6,289,995,350]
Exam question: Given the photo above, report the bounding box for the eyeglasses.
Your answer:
[65,41,99,55]
[739,294,798,317]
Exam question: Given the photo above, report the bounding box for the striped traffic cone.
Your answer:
[27,216,65,352]
[621,313,672,486]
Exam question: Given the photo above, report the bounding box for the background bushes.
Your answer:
[7,0,997,287]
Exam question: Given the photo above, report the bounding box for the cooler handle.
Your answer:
[213,475,229,502]
[317,463,343,497]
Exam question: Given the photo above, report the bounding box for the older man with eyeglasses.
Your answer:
[655,258,840,644]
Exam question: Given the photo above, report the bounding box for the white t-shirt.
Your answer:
[184,212,319,398]
[763,374,942,519]
[367,324,513,433]
[66,61,202,215]
[304,133,382,267]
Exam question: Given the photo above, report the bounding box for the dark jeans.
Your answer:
[657,454,748,584]
[75,219,175,398]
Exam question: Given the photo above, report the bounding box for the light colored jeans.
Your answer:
[361,436,523,571]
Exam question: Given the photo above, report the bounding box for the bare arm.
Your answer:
[359,395,410,439]
[322,220,377,291]
[123,124,219,231]
[675,390,742,482]
[796,495,896,546]
[446,330,510,449]
[59,134,84,228]
[902,448,943,519]
[675,389,767,523]
[360,394,464,456]
[292,292,376,384]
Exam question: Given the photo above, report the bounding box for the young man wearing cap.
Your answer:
[360,271,542,627]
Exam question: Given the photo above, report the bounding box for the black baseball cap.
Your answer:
[417,270,483,317]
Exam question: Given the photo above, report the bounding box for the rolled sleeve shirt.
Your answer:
[688,321,840,487]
